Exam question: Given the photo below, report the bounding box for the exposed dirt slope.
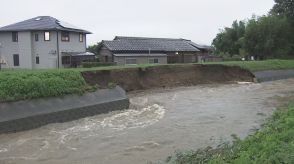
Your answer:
[82,64,255,92]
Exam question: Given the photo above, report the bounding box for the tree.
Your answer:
[212,20,246,57]
[87,42,101,55]
[271,0,294,18]
[271,0,294,56]
[212,1,294,59]
[244,16,292,59]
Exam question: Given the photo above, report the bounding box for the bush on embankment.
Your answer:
[165,103,294,164]
[0,70,89,102]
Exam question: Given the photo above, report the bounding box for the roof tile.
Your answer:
[103,36,201,52]
[0,16,91,34]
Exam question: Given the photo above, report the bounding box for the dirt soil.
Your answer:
[81,64,255,92]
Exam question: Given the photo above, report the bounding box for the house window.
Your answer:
[13,54,19,66]
[36,56,40,64]
[126,58,137,65]
[149,58,159,64]
[35,34,39,41]
[61,31,70,42]
[62,56,71,64]
[12,32,18,42]
[79,33,83,42]
[44,31,50,41]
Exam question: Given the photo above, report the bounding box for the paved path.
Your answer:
[254,69,294,82]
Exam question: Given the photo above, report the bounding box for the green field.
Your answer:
[165,103,294,164]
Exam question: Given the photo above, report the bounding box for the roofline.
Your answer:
[105,50,200,53]
[101,40,201,52]
[114,36,191,41]
[0,16,92,34]
[0,28,92,34]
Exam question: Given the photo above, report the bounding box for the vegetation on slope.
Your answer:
[164,103,294,164]
[0,70,91,102]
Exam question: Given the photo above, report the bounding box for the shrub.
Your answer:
[0,70,88,102]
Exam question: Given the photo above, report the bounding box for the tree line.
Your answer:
[212,0,294,60]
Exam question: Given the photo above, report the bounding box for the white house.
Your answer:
[0,16,94,69]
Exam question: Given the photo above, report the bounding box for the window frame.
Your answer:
[62,56,71,65]
[36,56,40,64]
[12,32,18,42]
[125,58,137,65]
[104,56,109,62]
[35,33,39,42]
[13,54,19,66]
[61,31,70,42]
[79,33,83,42]
[149,58,159,64]
[44,31,50,41]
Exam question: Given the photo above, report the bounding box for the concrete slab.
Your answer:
[254,69,294,82]
[0,86,129,133]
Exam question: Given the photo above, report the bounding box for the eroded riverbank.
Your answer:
[0,79,293,164]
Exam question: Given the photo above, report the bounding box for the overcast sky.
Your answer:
[0,0,274,46]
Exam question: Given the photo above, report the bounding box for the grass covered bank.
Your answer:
[164,103,294,164]
[206,59,294,72]
[0,70,91,102]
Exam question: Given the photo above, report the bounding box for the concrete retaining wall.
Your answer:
[0,86,129,134]
[254,69,294,82]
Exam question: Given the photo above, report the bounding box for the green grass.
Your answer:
[77,59,294,72]
[205,59,294,72]
[164,103,294,164]
[2,59,294,73]
[0,70,92,102]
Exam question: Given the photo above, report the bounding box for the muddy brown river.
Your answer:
[0,79,294,164]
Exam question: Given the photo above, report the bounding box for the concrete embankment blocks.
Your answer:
[254,69,294,82]
[0,86,129,134]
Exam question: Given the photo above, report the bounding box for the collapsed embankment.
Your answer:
[82,64,255,92]
[0,64,255,133]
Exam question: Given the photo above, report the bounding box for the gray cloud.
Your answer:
[0,0,274,45]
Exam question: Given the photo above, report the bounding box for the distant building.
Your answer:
[0,16,94,69]
[98,36,212,65]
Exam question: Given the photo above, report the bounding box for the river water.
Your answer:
[0,79,293,164]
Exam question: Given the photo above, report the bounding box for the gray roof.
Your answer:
[0,16,91,34]
[102,36,201,52]
[188,41,213,50]
[62,52,95,56]
[113,53,167,57]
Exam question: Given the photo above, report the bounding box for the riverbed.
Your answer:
[0,79,293,164]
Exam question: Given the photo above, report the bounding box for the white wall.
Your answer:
[59,32,86,52]
[31,31,58,69]
[0,31,88,69]
[0,32,32,69]
[114,56,167,65]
